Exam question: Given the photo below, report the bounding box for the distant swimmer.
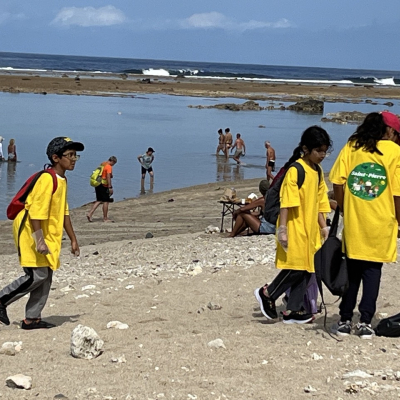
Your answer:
[265,140,276,181]
[231,133,246,165]
[224,128,233,159]
[216,128,226,156]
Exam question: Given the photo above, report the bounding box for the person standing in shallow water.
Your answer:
[224,128,233,160]
[138,147,155,193]
[231,133,246,165]
[330,111,400,340]
[8,138,17,162]
[216,129,225,156]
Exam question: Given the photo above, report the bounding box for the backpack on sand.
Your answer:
[90,164,104,187]
[7,168,58,220]
[375,313,400,337]
[314,206,348,298]
[263,161,322,225]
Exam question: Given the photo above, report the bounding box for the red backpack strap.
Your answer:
[45,168,58,194]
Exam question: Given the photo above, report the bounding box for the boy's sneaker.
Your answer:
[356,322,375,340]
[0,304,10,326]
[21,319,56,330]
[332,320,352,337]
[254,287,277,320]
[282,310,314,324]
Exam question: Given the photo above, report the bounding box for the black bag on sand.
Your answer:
[314,206,348,297]
[375,313,400,337]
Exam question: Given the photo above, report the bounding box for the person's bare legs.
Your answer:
[87,201,102,222]
[103,202,113,222]
[229,213,261,237]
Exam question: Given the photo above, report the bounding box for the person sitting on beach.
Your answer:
[87,156,117,223]
[0,136,4,161]
[229,180,275,237]
[265,141,276,181]
[224,128,233,159]
[216,129,225,156]
[231,133,246,164]
[0,136,83,329]
[8,138,17,162]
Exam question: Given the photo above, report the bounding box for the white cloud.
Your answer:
[0,12,26,24]
[51,6,126,27]
[180,12,292,31]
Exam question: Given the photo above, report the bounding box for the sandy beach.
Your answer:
[1,76,400,399]
[1,176,400,399]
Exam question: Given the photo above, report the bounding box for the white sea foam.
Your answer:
[178,69,199,75]
[374,77,395,86]
[142,68,170,77]
[0,67,47,72]
[192,75,355,85]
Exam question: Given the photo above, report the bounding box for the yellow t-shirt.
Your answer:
[13,173,69,270]
[276,158,331,273]
[329,140,400,262]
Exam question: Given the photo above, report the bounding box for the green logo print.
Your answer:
[347,163,387,201]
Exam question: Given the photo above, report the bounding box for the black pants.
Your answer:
[267,269,311,312]
[339,258,382,324]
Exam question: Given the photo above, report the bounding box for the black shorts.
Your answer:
[268,160,276,172]
[141,166,153,175]
[95,185,113,202]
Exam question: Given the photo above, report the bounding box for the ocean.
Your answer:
[1,51,400,86]
[0,52,399,220]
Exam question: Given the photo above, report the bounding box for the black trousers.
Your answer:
[267,269,311,312]
[339,258,382,324]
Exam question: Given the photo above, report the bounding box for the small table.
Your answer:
[219,200,250,232]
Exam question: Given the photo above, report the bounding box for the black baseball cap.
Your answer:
[147,147,155,153]
[46,137,84,160]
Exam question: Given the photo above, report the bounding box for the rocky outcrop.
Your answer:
[286,99,324,113]
[321,111,368,125]
[189,100,263,111]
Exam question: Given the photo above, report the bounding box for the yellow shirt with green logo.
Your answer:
[329,140,400,262]
[276,158,331,273]
[12,173,69,270]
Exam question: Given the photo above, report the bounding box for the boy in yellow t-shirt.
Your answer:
[0,137,84,330]
[330,111,400,339]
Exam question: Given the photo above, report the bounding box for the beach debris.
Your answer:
[111,355,127,363]
[207,302,222,311]
[6,374,32,390]
[303,385,317,393]
[0,341,23,356]
[70,325,104,359]
[82,285,96,291]
[205,225,220,234]
[287,99,324,113]
[311,353,323,360]
[168,198,174,202]
[54,394,69,399]
[207,338,226,349]
[343,370,373,379]
[107,321,129,330]
[60,284,75,292]
[125,284,134,290]
[145,232,154,238]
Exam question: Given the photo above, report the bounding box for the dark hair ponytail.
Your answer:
[283,125,332,169]
[348,112,385,154]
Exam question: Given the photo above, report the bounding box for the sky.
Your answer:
[0,0,399,70]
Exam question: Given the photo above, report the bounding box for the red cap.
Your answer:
[382,111,400,133]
